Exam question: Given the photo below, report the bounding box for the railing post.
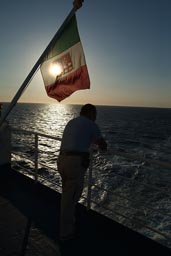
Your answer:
[87,151,93,210]
[34,133,38,184]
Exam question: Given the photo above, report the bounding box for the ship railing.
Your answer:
[11,128,171,246]
[11,128,62,189]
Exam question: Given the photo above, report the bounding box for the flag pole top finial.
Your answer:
[73,0,84,11]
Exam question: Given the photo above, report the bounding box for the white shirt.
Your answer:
[60,116,102,152]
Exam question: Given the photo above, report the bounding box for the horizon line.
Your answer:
[1,101,171,110]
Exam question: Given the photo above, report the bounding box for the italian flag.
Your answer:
[40,14,90,102]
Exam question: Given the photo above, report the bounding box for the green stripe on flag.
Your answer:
[44,15,80,60]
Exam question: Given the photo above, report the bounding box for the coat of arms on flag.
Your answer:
[50,52,73,79]
[40,14,90,102]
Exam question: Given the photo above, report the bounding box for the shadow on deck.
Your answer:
[0,164,170,256]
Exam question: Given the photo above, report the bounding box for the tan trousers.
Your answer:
[57,155,87,237]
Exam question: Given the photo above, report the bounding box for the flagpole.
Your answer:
[0,5,80,127]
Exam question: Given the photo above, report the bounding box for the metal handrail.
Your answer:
[90,199,171,241]
[11,128,171,244]
[107,171,171,196]
[92,184,171,218]
[107,149,171,170]
[11,128,61,180]
[11,128,171,194]
[12,128,61,141]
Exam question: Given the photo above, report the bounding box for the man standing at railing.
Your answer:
[57,103,107,241]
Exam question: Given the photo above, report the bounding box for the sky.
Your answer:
[0,0,170,108]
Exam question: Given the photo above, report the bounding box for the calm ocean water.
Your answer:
[3,103,171,247]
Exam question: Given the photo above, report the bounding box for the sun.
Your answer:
[49,63,63,76]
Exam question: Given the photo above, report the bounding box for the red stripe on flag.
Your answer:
[45,65,90,102]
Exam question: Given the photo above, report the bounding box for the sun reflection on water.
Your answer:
[8,103,81,137]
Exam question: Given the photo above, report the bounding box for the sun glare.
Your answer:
[49,63,63,76]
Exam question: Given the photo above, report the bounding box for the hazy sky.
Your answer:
[0,0,170,108]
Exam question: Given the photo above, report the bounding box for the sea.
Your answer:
[2,103,171,248]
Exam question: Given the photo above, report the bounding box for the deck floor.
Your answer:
[0,165,170,256]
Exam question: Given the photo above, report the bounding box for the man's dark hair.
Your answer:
[80,104,96,117]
